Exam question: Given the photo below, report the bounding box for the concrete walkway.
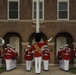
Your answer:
[0,65,75,75]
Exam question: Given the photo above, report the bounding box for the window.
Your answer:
[57,0,69,20]
[8,0,19,20]
[32,0,44,20]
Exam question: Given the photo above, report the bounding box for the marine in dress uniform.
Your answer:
[3,44,13,71]
[29,33,52,73]
[24,45,33,71]
[61,45,66,70]
[42,45,50,71]
[63,44,71,71]
[74,49,76,67]
[58,47,63,69]
[13,47,18,68]
[0,48,2,67]
[10,46,15,70]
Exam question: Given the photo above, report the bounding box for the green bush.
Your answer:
[0,67,6,73]
[69,67,76,74]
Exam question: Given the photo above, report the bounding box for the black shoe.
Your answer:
[60,68,62,70]
[14,67,16,69]
[44,69,48,71]
[65,70,68,72]
[26,70,30,72]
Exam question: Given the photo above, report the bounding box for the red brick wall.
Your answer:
[0,0,76,20]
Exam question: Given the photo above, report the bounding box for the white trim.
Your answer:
[68,0,69,20]
[57,0,69,20]
[1,19,76,22]
[32,1,34,20]
[32,0,44,20]
[7,0,9,20]
[18,0,20,20]
[33,0,43,1]
[8,0,19,1]
[57,0,58,20]
[21,42,29,45]
[43,0,44,20]
[73,42,76,45]
[47,42,55,45]
[58,0,69,2]
[7,0,20,20]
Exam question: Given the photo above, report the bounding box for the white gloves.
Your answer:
[48,37,52,42]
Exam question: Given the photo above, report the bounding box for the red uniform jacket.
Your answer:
[3,48,13,59]
[61,49,66,59]
[14,52,18,59]
[74,50,76,58]
[24,49,33,60]
[63,49,71,60]
[30,41,48,57]
[42,49,50,60]
[30,52,33,60]
[0,50,2,58]
[58,50,62,60]
[11,50,15,59]
[25,55,32,60]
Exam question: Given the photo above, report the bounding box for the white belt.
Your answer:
[44,54,48,56]
[27,55,31,56]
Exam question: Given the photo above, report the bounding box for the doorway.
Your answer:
[55,32,73,64]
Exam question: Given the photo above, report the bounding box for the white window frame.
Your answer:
[7,0,20,20]
[32,0,44,20]
[57,0,69,20]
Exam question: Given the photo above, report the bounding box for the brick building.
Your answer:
[0,0,76,64]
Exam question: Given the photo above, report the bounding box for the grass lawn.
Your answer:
[0,67,6,73]
[69,67,76,74]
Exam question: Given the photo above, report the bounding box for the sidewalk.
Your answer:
[0,65,75,75]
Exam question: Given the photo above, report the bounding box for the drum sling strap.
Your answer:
[34,44,41,54]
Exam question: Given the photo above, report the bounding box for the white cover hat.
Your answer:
[6,44,10,46]
[27,45,31,47]
[44,45,48,47]
[65,44,69,46]
[63,45,65,47]
[60,46,63,49]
